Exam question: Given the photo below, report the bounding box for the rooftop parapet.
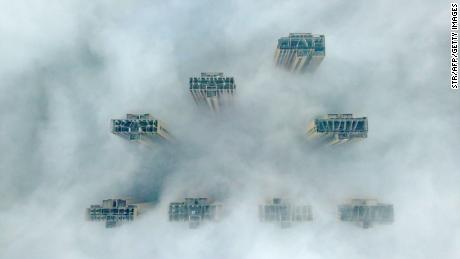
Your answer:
[201,72,224,77]
[326,114,353,119]
[126,113,152,120]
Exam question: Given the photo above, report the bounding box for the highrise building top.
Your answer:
[275,33,325,72]
[307,114,368,144]
[189,72,236,112]
[169,197,222,228]
[189,73,235,91]
[338,199,394,228]
[86,199,141,228]
[278,33,325,51]
[111,113,172,142]
[259,198,313,228]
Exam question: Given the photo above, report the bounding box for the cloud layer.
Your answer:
[0,0,458,258]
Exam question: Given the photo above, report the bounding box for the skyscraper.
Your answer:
[86,199,141,228]
[338,199,394,228]
[169,198,222,228]
[111,113,172,142]
[189,72,236,112]
[259,198,313,228]
[307,114,368,144]
[274,33,325,72]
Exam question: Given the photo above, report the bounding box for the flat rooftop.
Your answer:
[277,33,325,51]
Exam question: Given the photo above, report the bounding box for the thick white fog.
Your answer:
[0,0,459,258]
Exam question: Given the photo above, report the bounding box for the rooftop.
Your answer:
[112,114,159,135]
[189,73,235,91]
[314,114,368,133]
[277,33,325,52]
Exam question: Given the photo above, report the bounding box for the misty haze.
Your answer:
[0,0,458,259]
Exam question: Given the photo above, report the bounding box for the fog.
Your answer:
[0,0,458,258]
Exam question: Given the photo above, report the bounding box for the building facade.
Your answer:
[307,114,368,144]
[338,199,394,228]
[169,198,222,228]
[86,199,140,228]
[111,113,172,142]
[259,198,313,228]
[189,72,236,112]
[274,33,325,73]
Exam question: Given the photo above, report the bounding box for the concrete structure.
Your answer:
[189,72,236,112]
[86,199,140,228]
[274,33,325,72]
[169,198,222,228]
[338,199,394,228]
[259,198,313,228]
[111,113,172,142]
[307,114,368,144]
